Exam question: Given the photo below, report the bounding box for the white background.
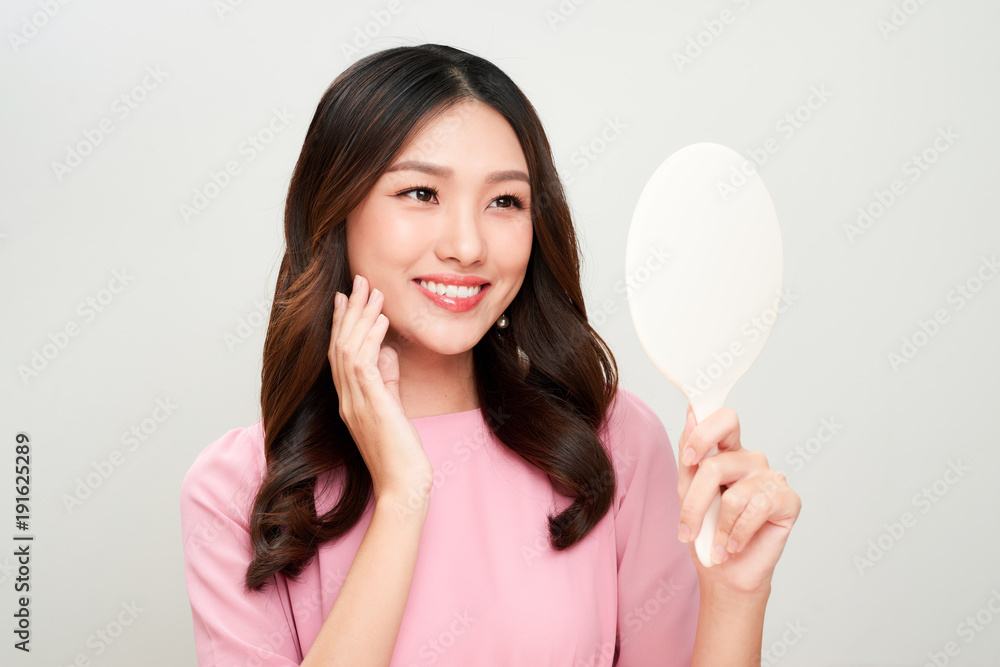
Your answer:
[2,0,998,665]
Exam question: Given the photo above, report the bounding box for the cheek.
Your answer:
[506,223,534,270]
[491,223,533,293]
[346,208,416,271]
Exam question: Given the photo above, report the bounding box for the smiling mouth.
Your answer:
[414,279,486,299]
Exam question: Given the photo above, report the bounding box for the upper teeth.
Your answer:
[419,280,482,298]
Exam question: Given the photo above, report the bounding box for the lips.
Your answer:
[412,279,489,313]
[413,273,488,287]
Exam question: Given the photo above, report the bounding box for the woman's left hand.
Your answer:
[676,404,801,594]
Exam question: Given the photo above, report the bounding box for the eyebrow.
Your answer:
[385,160,530,185]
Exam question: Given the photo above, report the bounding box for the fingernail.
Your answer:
[353,274,361,291]
[681,447,696,466]
[678,523,691,543]
[712,544,727,564]
[334,292,342,309]
[727,538,739,554]
[368,288,380,304]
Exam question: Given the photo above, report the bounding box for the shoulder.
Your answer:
[179,419,266,531]
[600,387,677,506]
[601,386,672,458]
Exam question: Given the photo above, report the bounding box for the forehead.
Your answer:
[392,100,528,172]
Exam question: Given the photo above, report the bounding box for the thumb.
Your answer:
[678,403,696,453]
[377,345,402,406]
[676,404,697,498]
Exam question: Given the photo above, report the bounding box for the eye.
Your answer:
[491,194,526,210]
[398,187,438,204]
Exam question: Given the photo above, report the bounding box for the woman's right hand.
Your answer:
[329,274,433,511]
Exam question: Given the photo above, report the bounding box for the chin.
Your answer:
[404,330,486,357]
[430,337,483,356]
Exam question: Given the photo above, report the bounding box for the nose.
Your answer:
[435,202,486,266]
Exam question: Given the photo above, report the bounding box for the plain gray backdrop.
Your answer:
[2,0,998,665]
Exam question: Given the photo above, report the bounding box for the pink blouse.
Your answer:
[180,387,698,665]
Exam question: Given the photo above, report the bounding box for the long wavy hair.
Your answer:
[246,44,619,592]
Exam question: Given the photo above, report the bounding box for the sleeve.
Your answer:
[605,389,699,667]
[179,425,303,666]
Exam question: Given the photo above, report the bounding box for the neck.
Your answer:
[389,338,479,419]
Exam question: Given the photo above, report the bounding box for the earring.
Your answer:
[496,313,509,329]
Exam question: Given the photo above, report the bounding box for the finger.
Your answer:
[334,276,377,374]
[344,286,386,364]
[338,274,370,339]
[329,291,351,404]
[331,276,376,411]
[355,306,391,390]
[679,449,766,545]
[682,407,742,467]
[726,470,800,554]
[341,287,389,414]
[330,291,348,357]
[330,275,367,371]
[377,345,401,405]
[708,451,770,557]
[676,404,698,501]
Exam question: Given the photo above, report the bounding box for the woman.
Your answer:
[180,43,800,666]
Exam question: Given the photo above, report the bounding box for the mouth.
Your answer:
[414,279,485,299]
[412,278,490,313]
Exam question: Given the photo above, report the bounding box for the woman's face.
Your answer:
[345,99,533,358]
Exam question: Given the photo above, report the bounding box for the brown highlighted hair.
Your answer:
[247,44,619,591]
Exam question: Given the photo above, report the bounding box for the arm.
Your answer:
[301,493,427,666]
[181,278,430,665]
[691,584,769,666]
[609,389,699,666]
[180,428,302,665]
[305,277,435,664]
[181,426,431,667]
[676,404,801,666]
